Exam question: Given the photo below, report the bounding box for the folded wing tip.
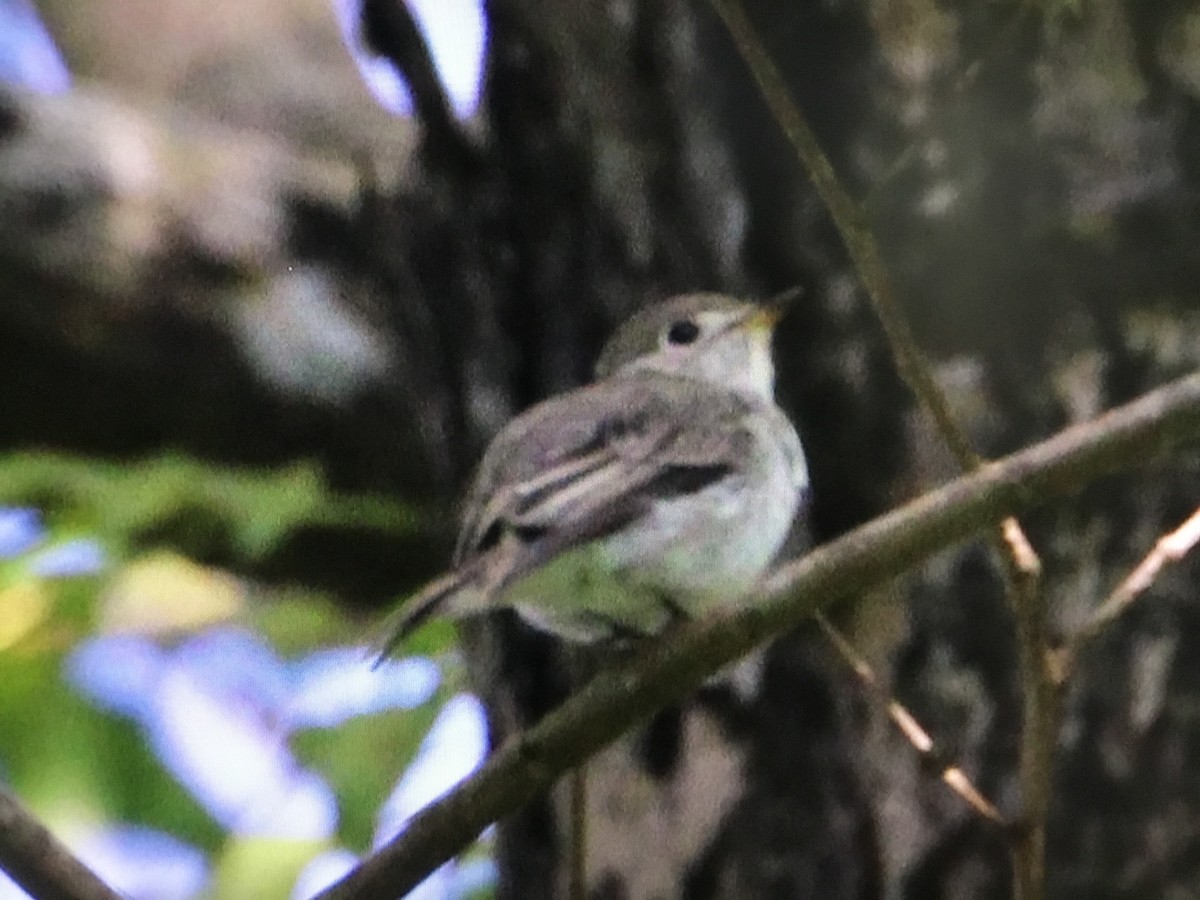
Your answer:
[370,567,473,665]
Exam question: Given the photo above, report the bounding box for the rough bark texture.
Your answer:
[3,0,1200,898]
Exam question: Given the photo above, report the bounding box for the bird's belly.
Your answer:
[501,544,678,640]
[500,411,805,641]
[499,480,796,641]
[600,472,799,613]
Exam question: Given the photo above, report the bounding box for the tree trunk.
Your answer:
[2,0,1200,898]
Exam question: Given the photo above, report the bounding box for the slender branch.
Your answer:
[1074,505,1200,648]
[0,788,121,900]
[703,7,1056,895]
[816,614,1006,826]
[704,0,1045,644]
[1002,519,1055,900]
[706,4,1044,590]
[1013,508,1200,899]
[358,0,478,167]
[315,371,1200,900]
[707,0,979,471]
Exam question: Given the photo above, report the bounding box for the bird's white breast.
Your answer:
[600,399,806,613]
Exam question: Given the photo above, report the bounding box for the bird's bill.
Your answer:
[740,286,801,332]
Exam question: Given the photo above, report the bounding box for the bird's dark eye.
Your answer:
[666,319,701,346]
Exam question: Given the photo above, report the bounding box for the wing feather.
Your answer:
[459,373,751,569]
[379,373,757,651]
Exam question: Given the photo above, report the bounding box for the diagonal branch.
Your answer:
[815,613,1006,826]
[315,371,1200,900]
[1062,504,1200,667]
[703,6,1057,894]
[359,0,478,167]
[0,787,121,900]
[707,0,979,471]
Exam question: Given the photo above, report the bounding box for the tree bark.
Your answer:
[3,0,1200,898]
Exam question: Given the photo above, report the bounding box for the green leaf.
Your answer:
[0,451,429,562]
[206,837,328,900]
[0,651,224,851]
[292,703,442,850]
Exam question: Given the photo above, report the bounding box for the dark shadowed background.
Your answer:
[1,0,1200,898]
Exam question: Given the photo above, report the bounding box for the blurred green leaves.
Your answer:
[0,450,487,898]
[0,451,426,563]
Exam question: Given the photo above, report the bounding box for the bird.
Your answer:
[376,291,809,656]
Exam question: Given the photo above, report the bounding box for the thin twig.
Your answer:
[705,0,1046,643]
[1013,513,1200,895]
[708,0,979,471]
[313,371,1200,900]
[0,787,121,900]
[816,613,1006,825]
[703,0,1046,576]
[1000,519,1055,900]
[1074,505,1200,648]
[703,0,1045,590]
[358,0,478,167]
[703,7,1055,896]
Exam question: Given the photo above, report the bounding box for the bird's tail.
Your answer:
[371,564,481,666]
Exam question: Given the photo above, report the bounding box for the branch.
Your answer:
[1005,519,1055,900]
[815,614,1006,826]
[0,788,121,900]
[1060,504,1200,669]
[707,0,979,471]
[703,6,1058,893]
[316,371,1200,900]
[358,0,478,168]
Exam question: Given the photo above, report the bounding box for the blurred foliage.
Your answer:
[293,708,440,851]
[208,839,328,900]
[0,649,226,848]
[0,452,427,563]
[0,450,490,899]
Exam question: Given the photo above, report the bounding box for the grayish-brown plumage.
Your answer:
[377,293,807,655]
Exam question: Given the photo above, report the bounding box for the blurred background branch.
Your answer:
[0,788,120,900]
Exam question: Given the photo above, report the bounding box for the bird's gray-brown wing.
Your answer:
[376,373,753,653]
[456,374,753,566]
